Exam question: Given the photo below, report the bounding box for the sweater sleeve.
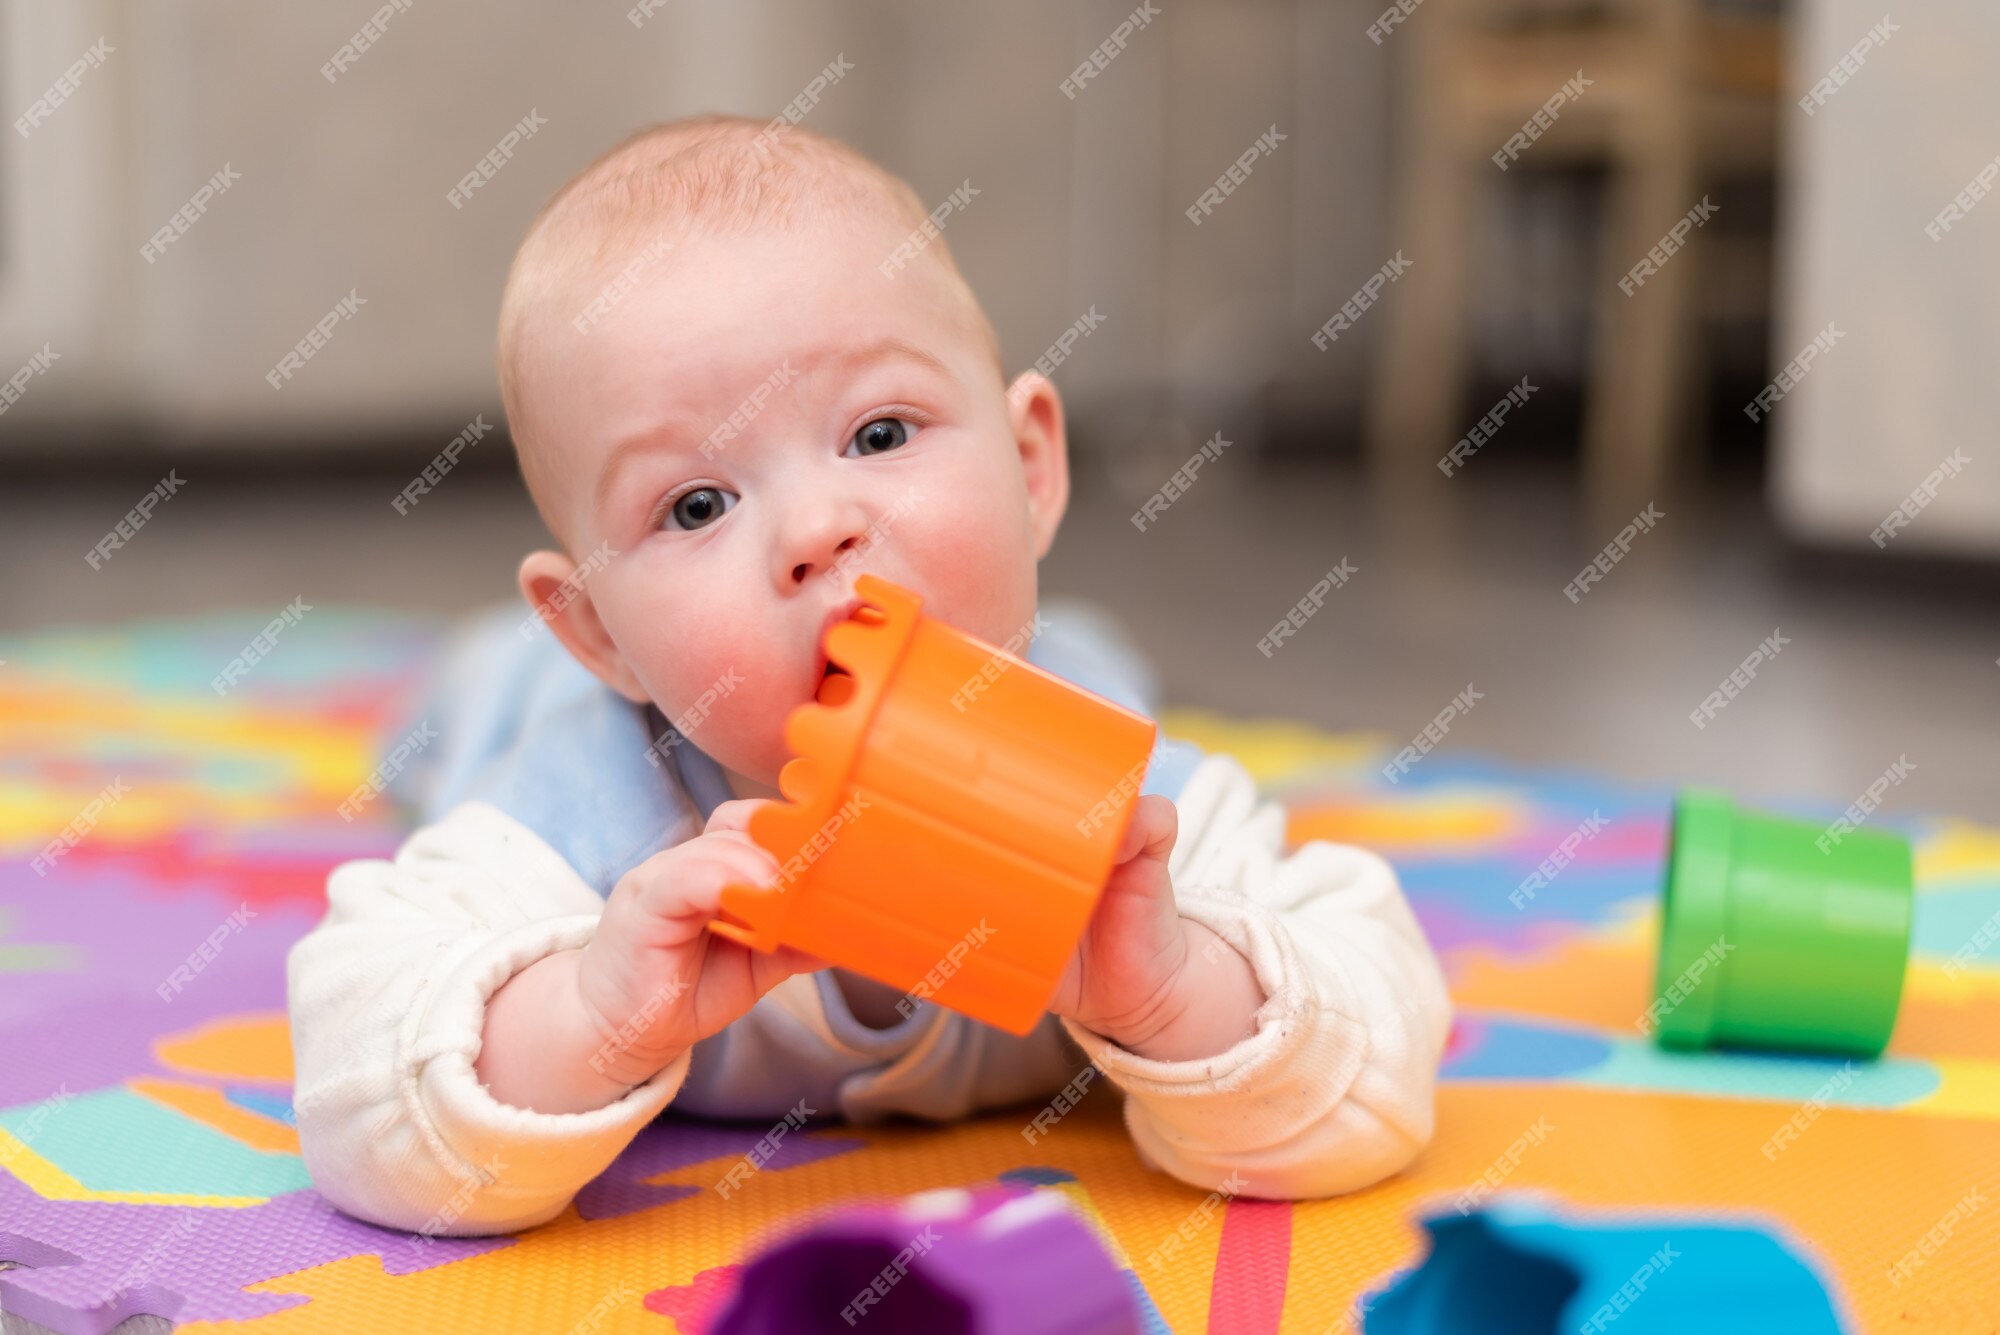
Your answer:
[1057,752,1453,1199]
[285,800,691,1236]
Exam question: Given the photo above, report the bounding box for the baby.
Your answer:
[286,114,1452,1237]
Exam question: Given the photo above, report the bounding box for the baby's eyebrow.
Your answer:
[595,415,706,512]
[593,337,954,511]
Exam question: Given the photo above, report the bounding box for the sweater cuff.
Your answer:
[404,914,691,1230]
[1056,897,1372,1177]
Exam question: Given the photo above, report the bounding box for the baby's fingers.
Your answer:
[775,944,830,976]
[704,798,770,838]
[1113,794,1177,867]
[632,841,774,922]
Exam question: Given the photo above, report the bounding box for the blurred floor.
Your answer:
[3,453,1994,824]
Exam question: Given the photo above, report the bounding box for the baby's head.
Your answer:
[498,115,1070,797]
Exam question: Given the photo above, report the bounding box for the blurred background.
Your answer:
[2,0,1993,819]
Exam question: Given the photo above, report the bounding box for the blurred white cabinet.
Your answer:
[1773,0,2000,555]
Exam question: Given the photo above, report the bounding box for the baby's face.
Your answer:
[520,220,1065,792]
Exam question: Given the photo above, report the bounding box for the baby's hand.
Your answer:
[573,799,826,1086]
[1046,794,1188,1044]
[1047,793,1267,1061]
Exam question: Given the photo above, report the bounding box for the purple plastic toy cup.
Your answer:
[709,1183,1144,1334]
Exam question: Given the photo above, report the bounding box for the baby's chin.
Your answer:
[707,727,794,801]
[721,672,857,798]
[639,663,823,796]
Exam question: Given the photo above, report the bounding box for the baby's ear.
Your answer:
[1005,370,1070,559]
[517,549,650,704]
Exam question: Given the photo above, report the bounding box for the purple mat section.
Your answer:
[0,1169,512,1333]
[574,1119,867,1222]
[0,1121,869,1333]
[0,863,319,1107]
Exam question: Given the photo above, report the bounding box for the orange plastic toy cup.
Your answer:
[709,574,1159,1035]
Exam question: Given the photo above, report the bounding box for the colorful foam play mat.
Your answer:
[3,610,1996,1332]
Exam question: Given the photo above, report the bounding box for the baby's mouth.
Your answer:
[814,658,854,704]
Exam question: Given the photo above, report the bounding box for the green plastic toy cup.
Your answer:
[1650,787,1913,1058]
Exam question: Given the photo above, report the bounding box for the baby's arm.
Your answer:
[287,798,815,1236]
[1056,753,1453,1199]
[287,802,679,1235]
[476,798,822,1114]
[286,799,708,1239]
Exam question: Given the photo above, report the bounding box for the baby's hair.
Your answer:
[496,113,1001,547]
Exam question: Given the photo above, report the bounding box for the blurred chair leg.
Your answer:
[1367,140,1476,480]
[1584,140,1700,526]
[1367,134,1479,566]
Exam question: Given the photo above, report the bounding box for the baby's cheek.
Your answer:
[905,506,1039,644]
[642,630,794,774]
[649,630,776,723]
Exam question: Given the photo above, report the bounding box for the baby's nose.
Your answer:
[792,534,860,585]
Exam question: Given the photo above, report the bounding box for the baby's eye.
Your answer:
[664,486,737,531]
[845,416,916,458]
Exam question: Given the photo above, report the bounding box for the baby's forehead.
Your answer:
[514,224,995,536]
[553,213,991,378]
[503,125,1001,539]
[540,147,920,295]
[581,193,925,284]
